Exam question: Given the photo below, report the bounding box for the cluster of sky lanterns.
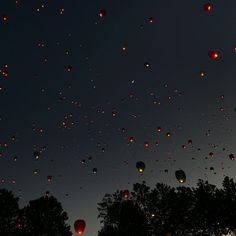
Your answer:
[4,3,234,235]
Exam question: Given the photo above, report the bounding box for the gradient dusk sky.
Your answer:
[1,1,236,235]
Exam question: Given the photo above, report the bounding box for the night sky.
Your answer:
[1,1,236,235]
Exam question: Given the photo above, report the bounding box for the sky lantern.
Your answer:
[209,152,214,157]
[129,137,134,143]
[122,43,128,51]
[74,219,86,235]
[148,16,154,23]
[156,126,161,132]
[112,110,117,117]
[203,3,213,12]
[47,175,52,182]
[1,14,8,22]
[136,161,145,173]
[144,141,149,148]
[208,50,219,59]
[99,9,107,17]
[144,62,150,68]
[122,190,129,199]
[166,132,171,137]
[175,170,186,183]
[67,65,73,72]
[188,139,192,145]
[200,71,206,78]
[33,151,40,160]
[229,154,235,161]
[92,168,97,174]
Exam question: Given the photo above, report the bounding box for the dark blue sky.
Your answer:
[1,1,236,235]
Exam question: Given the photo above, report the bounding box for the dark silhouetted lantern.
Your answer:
[136,161,145,173]
[175,170,186,183]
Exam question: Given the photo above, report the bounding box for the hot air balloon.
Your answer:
[175,170,186,183]
[122,190,129,199]
[136,161,145,173]
[74,219,86,235]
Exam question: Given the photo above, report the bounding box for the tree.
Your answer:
[0,189,20,236]
[97,177,236,236]
[22,195,72,236]
[98,191,151,236]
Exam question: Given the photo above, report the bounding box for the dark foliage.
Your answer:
[21,195,72,236]
[98,177,236,236]
[0,190,72,236]
[0,189,19,236]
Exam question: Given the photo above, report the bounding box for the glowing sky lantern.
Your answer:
[156,126,161,132]
[122,43,128,51]
[175,170,186,183]
[92,168,97,174]
[229,154,235,161]
[203,3,213,12]
[122,190,129,199]
[112,110,117,117]
[47,175,52,182]
[129,137,134,143]
[67,65,72,72]
[99,9,107,18]
[136,161,145,173]
[74,219,86,235]
[144,62,150,68]
[148,16,154,23]
[33,151,40,160]
[208,50,219,59]
[1,14,8,22]
[144,141,149,148]
[200,71,206,78]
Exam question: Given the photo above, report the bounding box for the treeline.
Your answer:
[2,177,236,236]
[0,190,72,236]
[97,176,236,236]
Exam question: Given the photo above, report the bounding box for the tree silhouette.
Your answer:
[0,189,20,236]
[21,195,72,236]
[97,177,236,236]
[98,191,151,236]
